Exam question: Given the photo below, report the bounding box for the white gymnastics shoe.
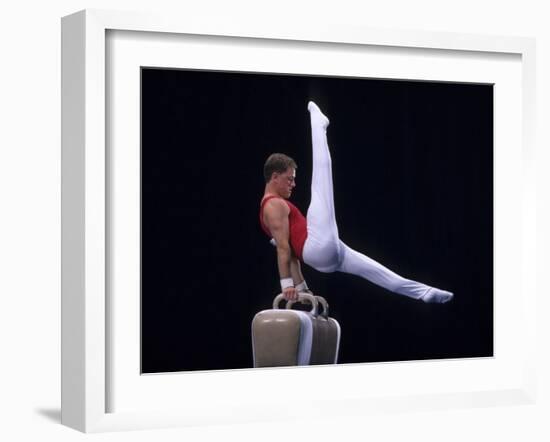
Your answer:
[307,101,330,129]
[420,287,454,304]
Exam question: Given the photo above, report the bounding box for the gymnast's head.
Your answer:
[263,153,297,199]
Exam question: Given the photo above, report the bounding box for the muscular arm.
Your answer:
[269,237,308,293]
[290,255,305,287]
[263,199,292,281]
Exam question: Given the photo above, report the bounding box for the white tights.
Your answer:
[301,101,453,302]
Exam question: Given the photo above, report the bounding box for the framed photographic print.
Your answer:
[61,9,537,433]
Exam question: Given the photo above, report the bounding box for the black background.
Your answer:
[141,68,493,373]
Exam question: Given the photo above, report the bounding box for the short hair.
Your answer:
[263,153,298,183]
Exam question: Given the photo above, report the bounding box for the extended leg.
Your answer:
[337,241,454,303]
[302,101,453,303]
[302,101,343,272]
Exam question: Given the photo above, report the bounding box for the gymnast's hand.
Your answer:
[283,286,298,301]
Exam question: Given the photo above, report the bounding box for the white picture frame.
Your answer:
[61,9,537,433]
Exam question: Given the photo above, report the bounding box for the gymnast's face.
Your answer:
[273,167,296,199]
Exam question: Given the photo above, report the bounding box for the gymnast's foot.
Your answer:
[420,287,454,304]
[307,100,330,129]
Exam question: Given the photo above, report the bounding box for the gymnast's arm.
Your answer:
[290,255,306,288]
[263,199,297,301]
[269,234,305,288]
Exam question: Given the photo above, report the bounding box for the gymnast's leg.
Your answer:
[302,101,453,303]
[337,241,453,302]
[301,101,343,273]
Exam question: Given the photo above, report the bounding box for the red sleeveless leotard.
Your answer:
[259,195,308,261]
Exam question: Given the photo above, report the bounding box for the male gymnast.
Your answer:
[259,101,454,304]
